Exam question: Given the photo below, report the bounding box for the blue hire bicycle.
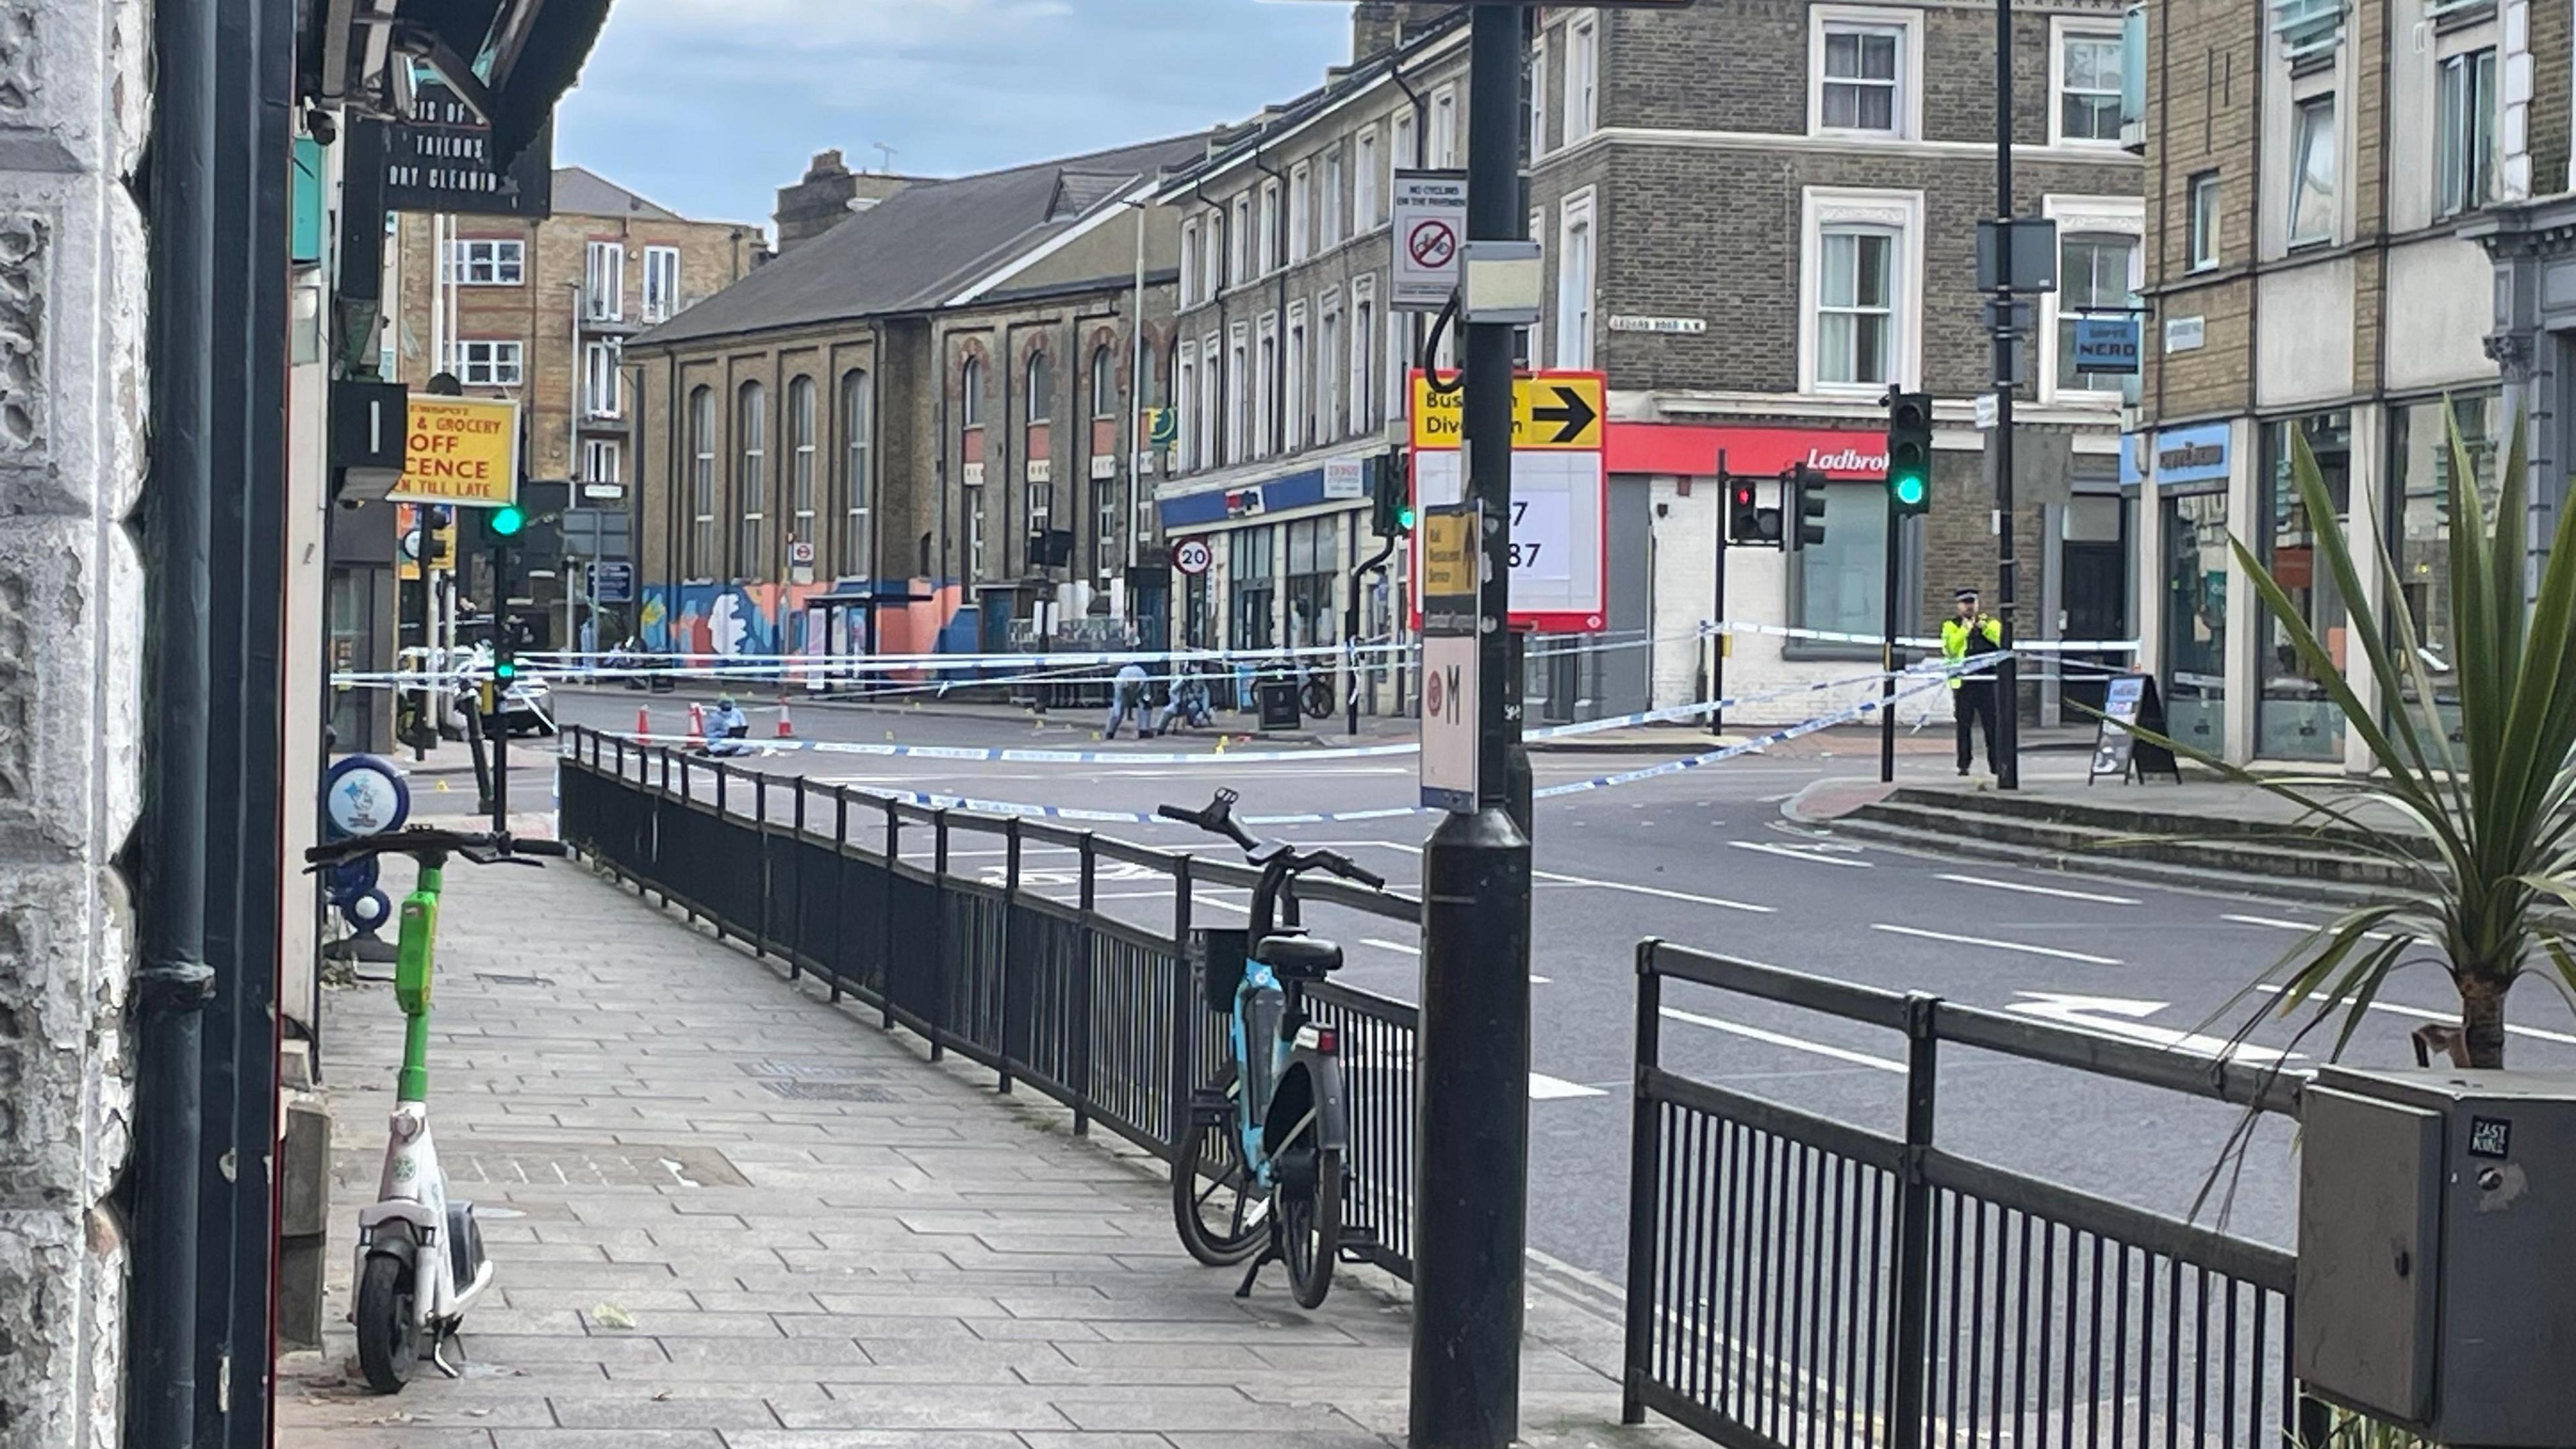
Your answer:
[1159,789,1384,1308]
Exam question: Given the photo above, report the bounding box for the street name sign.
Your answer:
[1408,369,1607,633]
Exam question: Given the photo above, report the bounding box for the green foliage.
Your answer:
[2293,1405,2441,1448]
[2134,407,2576,1068]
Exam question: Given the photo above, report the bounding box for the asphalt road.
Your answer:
[532,687,2576,1291]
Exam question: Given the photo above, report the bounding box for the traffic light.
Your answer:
[1726,478,1781,547]
[1371,451,1416,537]
[1787,465,1828,551]
[1885,391,1933,517]
[482,502,528,543]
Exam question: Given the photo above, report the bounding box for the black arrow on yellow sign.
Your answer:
[1530,384,1597,445]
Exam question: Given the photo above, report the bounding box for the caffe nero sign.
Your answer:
[383,80,553,219]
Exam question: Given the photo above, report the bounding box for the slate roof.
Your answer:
[633,133,1211,349]
[551,166,688,221]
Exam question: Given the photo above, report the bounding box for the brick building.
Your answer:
[385,168,760,645]
[2135,0,2571,765]
[772,148,925,254]
[1152,1,2141,724]
[624,136,1205,660]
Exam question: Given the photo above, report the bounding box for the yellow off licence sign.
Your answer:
[388,395,521,506]
[1409,372,1603,451]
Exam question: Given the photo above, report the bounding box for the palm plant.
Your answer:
[2141,407,2576,1069]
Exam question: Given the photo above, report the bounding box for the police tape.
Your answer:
[1704,619,2141,653]
[594,663,1963,767]
[629,674,1965,827]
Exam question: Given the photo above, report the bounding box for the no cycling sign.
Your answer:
[1391,169,1466,311]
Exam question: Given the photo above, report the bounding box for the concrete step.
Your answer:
[1839,797,2420,903]
[1886,784,2437,861]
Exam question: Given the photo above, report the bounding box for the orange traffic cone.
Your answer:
[635,704,651,737]
[775,700,794,738]
[688,701,705,737]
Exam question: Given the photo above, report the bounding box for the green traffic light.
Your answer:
[1398,505,1417,529]
[493,659,518,682]
[1891,473,1928,508]
[489,504,527,538]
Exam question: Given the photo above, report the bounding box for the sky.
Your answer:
[553,1,1361,229]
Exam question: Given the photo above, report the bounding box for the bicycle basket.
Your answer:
[1190,928,1249,1012]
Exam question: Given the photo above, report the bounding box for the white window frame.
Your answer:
[688,386,717,573]
[447,237,523,286]
[737,380,768,578]
[1809,6,1925,141]
[1232,195,1253,284]
[1387,282,1412,423]
[583,340,622,418]
[1181,219,1202,307]
[2435,42,2499,219]
[788,374,818,543]
[584,241,625,321]
[2189,172,2221,270]
[841,368,872,576]
[1797,186,1925,396]
[1175,342,1199,471]
[2049,19,2127,147]
[1355,126,1383,228]
[1526,207,1547,365]
[1255,312,1280,458]
[643,245,681,323]
[1285,301,1309,451]
[1393,110,1418,174]
[445,339,523,387]
[1531,40,1550,158]
[1201,330,1223,469]
[1318,292,1344,443]
[1322,147,1344,248]
[581,438,621,486]
[1203,209,1225,298]
[1430,87,1459,167]
[1566,17,1599,144]
[2037,194,2146,405]
[1555,190,1596,369]
[2287,90,2339,248]
[1258,180,1283,274]
[1289,162,1313,265]
[1350,277,1377,437]
[1226,323,1250,465]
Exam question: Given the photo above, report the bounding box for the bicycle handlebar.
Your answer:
[1153,791,1383,890]
[303,828,568,869]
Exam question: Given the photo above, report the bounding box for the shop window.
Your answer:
[2257,413,2352,760]
[1285,516,1341,648]
[1229,525,1277,651]
[2161,487,2230,751]
[2387,392,2504,744]
[1790,482,1909,652]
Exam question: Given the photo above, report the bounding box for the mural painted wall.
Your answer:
[639,578,964,657]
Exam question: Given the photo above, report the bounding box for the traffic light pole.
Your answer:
[1881,492,1900,784]
[1709,449,1727,737]
[1411,8,1534,1448]
[490,541,511,833]
[1990,0,2023,790]
[409,511,431,759]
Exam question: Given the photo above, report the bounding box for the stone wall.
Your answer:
[0,1,150,1447]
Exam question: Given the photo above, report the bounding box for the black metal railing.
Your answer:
[553,724,1426,1281]
[1622,940,2323,1449]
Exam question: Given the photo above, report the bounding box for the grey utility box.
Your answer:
[2296,1066,2576,1445]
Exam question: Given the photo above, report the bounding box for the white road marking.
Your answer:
[1936,873,2141,906]
[2252,984,2576,1045]
[1529,1073,1608,1099]
[2006,992,2292,1064]
[2224,912,2401,942]
[1532,868,1774,914]
[1659,1006,1906,1074]
[1729,839,1871,868]
[1362,937,1419,956]
[1868,922,2122,965]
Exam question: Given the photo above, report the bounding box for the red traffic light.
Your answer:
[1733,484,1756,506]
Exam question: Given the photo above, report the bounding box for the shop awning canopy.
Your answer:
[398,0,614,165]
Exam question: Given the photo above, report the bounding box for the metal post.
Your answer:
[883,799,901,1026]
[1347,533,1395,735]
[1071,832,1096,1137]
[1166,852,1197,1150]
[135,0,218,1432]
[1709,451,1729,737]
[830,787,847,1004]
[930,810,949,1063]
[409,510,431,758]
[1890,994,1942,1449]
[1882,492,1901,784]
[1620,939,1666,1425]
[998,818,1019,1094]
[491,547,513,830]
[1411,9,1535,1446]
[1991,0,2022,790]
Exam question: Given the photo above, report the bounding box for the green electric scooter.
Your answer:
[303,826,566,1392]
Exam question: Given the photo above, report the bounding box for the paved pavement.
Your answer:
[279,837,1688,1448]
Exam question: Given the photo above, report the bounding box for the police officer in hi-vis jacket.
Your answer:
[1942,588,2006,777]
